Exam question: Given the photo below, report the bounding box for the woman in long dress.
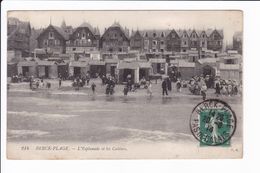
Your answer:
[147,81,152,97]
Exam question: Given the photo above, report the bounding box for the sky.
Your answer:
[8,10,242,44]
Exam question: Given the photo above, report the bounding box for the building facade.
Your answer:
[130,30,143,51]
[66,22,100,54]
[206,29,223,51]
[100,22,130,53]
[233,31,242,55]
[166,29,181,52]
[7,17,31,57]
[37,24,68,54]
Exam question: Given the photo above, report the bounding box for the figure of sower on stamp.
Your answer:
[190,99,237,146]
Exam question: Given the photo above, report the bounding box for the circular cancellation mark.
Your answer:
[190,99,237,146]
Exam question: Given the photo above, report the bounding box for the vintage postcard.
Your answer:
[5,10,243,159]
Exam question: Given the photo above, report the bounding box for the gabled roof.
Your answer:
[102,22,130,40]
[37,24,69,40]
[140,29,171,38]
[78,22,95,33]
[53,25,70,40]
[131,30,142,39]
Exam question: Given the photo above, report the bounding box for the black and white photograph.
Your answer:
[5,10,243,159]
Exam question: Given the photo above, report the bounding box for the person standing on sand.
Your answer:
[162,79,168,96]
[59,77,62,88]
[123,85,128,96]
[91,82,96,94]
[147,81,152,97]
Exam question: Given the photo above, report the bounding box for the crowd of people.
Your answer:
[187,75,242,100]
[9,72,242,100]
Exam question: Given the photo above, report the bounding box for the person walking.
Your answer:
[123,85,128,96]
[167,77,172,92]
[91,82,96,94]
[201,83,207,100]
[162,79,168,96]
[215,82,221,97]
[59,77,62,88]
[147,81,152,97]
[176,79,181,93]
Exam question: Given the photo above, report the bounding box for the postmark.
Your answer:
[190,99,237,146]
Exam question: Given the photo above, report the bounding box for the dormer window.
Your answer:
[82,33,86,39]
[49,32,54,39]
[145,32,148,37]
[153,33,156,37]
[161,32,164,37]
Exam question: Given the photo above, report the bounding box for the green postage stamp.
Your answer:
[190,99,237,146]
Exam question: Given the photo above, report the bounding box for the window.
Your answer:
[49,32,54,39]
[77,33,80,37]
[55,39,60,46]
[73,48,76,51]
[202,34,205,38]
[153,33,156,37]
[145,32,148,37]
[193,34,196,38]
[153,40,157,45]
[161,41,164,45]
[184,41,187,45]
[161,49,164,53]
[44,39,48,46]
[87,39,91,43]
[82,33,86,39]
[161,32,164,37]
[218,41,222,45]
[119,48,122,52]
[226,59,234,64]
[202,41,205,46]
[153,49,156,52]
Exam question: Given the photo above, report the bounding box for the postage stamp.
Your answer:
[190,99,237,146]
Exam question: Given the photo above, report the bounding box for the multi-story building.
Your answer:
[140,30,170,53]
[130,30,143,51]
[66,22,100,54]
[233,31,242,55]
[100,22,130,53]
[206,29,223,51]
[37,24,69,54]
[178,30,190,52]
[165,29,181,52]
[7,17,31,57]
